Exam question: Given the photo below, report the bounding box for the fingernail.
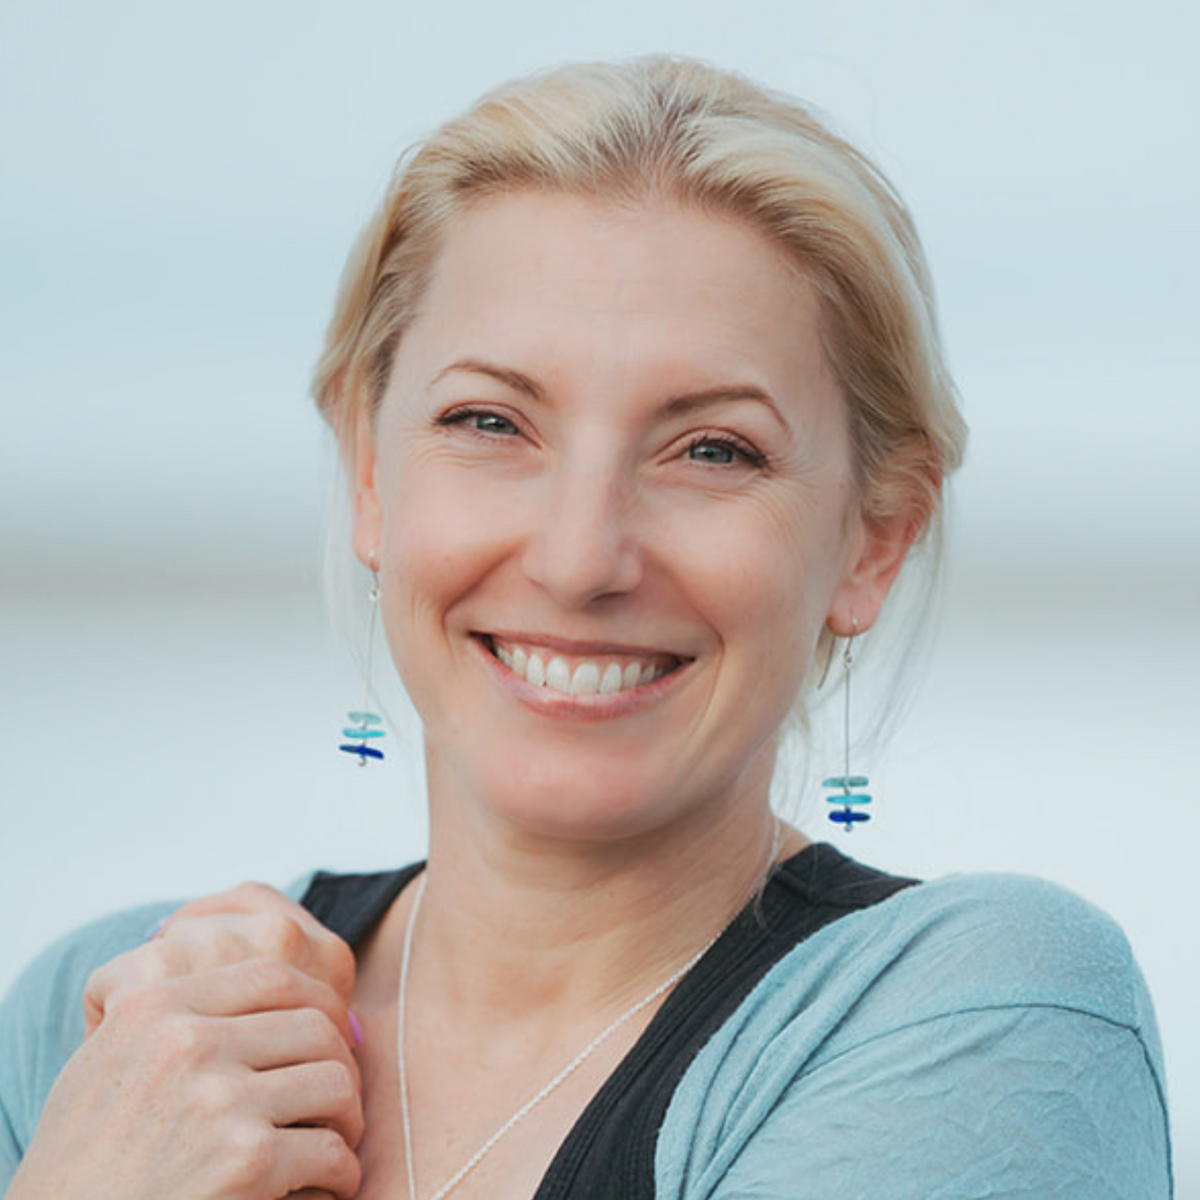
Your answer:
[349,1011,364,1046]
[144,917,168,941]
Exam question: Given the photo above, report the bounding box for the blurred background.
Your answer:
[1,0,1196,1187]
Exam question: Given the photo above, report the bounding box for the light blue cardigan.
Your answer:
[0,872,1173,1197]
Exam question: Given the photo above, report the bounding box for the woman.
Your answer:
[0,57,1171,1199]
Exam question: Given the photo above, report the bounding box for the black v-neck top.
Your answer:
[300,843,917,1199]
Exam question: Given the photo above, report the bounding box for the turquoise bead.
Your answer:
[342,727,386,739]
[347,711,383,726]
[826,792,872,806]
[822,775,869,789]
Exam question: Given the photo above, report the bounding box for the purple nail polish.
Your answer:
[144,917,168,941]
[349,1010,364,1046]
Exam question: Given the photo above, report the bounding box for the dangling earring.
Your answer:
[339,553,386,766]
[824,619,870,829]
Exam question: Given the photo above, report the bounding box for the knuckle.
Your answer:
[323,1060,359,1109]
[144,937,187,978]
[243,956,298,1002]
[262,911,307,960]
[311,1127,362,1196]
[224,1123,277,1190]
[150,1012,210,1063]
[83,962,113,1010]
[296,1004,338,1043]
[192,1069,242,1119]
[323,936,357,997]
[231,880,282,907]
[104,979,167,1024]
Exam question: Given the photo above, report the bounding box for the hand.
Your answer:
[7,884,364,1200]
[10,957,363,1200]
[84,882,357,1042]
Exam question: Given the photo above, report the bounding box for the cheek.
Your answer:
[380,466,505,615]
[663,492,844,676]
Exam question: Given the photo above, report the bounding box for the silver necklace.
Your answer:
[396,822,782,1200]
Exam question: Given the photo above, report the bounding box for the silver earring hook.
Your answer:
[824,614,871,830]
[337,551,387,766]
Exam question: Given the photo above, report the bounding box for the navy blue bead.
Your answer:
[339,743,385,762]
[828,809,870,826]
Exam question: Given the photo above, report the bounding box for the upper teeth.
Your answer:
[493,642,669,695]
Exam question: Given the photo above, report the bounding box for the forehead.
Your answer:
[399,191,834,399]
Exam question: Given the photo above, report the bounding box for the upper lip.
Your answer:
[477,630,694,661]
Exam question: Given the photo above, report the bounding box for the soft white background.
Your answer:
[1,0,1196,1189]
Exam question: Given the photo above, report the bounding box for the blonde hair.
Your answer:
[314,55,966,712]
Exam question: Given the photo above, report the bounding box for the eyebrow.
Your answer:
[429,358,790,432]
[430,359,545,401]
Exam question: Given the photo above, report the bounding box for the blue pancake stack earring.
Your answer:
[824,620,871,830]
[339,553,386,766]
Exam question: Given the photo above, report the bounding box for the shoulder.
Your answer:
[657,873,1173,1198]
[684,869,1159,1073]
[760,870,1162,1077]
[831,871,1154,1031]
[0,901,176,1158]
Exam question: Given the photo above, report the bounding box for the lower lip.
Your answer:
[472,637,688,721]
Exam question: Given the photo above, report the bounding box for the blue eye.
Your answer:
[470,412,519,435]
[684,437,765,468]
[438,409,521,436]
[688,441,735,464]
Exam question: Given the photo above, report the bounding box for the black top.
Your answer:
[300,843,918,1200]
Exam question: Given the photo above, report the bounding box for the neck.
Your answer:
[382,758,799,1032]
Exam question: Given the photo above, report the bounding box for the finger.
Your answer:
[187,910,356,1000]
[104,959,358,1049]
[230,1007,362,1088]
[85,933,352,1047]
[88,911,357,1031]
[269,1126,362,1200]
[169,887,356,999]
[258,1060,365,1148]
[162,897,355,998]
[196,960,359,1050]
[173,883,346,946]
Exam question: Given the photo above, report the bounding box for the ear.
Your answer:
[826,507,921,637]
[351,408,383,570]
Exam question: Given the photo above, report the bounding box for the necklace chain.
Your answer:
[396,821,782,1200]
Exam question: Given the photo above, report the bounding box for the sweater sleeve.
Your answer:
[706,1004,1169,1198]
[656,873,1172,1200]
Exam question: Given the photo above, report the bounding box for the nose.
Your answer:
[520,456,643,608]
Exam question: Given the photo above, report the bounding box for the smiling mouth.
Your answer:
[480,634,688,696]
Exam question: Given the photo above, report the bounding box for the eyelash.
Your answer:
[437,408,767,470]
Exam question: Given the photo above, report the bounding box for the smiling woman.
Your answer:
[0,56,1172,1200]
